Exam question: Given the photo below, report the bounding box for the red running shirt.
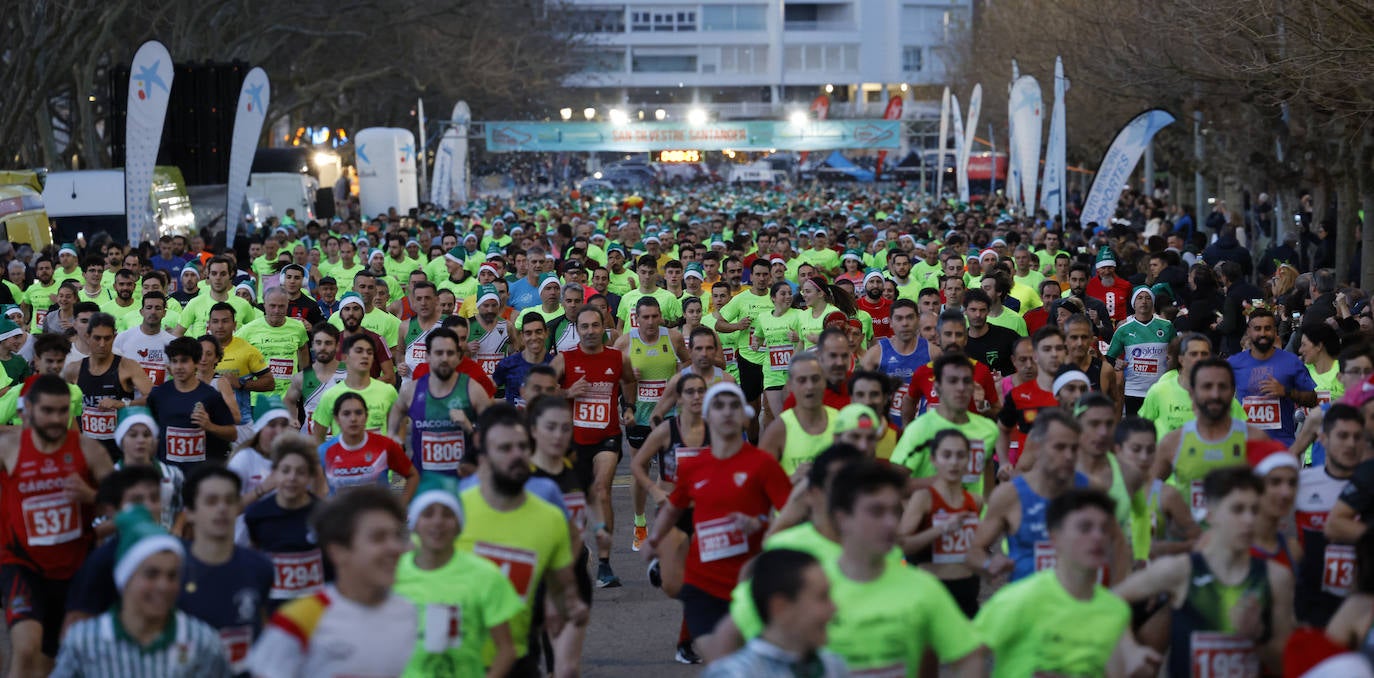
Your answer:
[0,430,94,579]
[668,443,791,600]
[560,347,625,446]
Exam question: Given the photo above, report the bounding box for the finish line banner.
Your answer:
[485,120,901,152]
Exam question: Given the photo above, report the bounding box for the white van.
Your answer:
[246,172,319,226]
[42,167,194,243]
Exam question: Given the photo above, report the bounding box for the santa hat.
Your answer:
[407,473,464,530]
[113,506,184,592]
[1247,438,1299,477]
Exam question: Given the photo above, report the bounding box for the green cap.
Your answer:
[113,505,183,592]
[1095,247,1117,269]
[338,291,366,310]
[477,284,500,305]
[252,395,290,435]
[834,403,882,434]
[485,243,503,256]
[115,405,158,444]
[539,272,561,291]
[1150,282,1174,302]
[0,317,20,342]
[445,246,466,263]
[408,473,464,528]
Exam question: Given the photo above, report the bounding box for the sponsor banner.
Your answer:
[958,84,982,202]
[874,95,903,180]
[225,67,270,246]
[936,87,951,198]
[485,120,901,152]
[1010,75,1043,214]
[1080,109,1177,228]
[124,41,174,245]
[1041,57,1067,220]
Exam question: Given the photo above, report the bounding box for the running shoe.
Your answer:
[632,525,648,552]
[647,558,662,588]
[675,642,702,664]
[596,561,622,588]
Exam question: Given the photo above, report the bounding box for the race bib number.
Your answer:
[963,441,986,485]
[1133,356,1159,375]
[477,353,502,377]
[1317,390,1332,407]
[268,358,295,380]
[1190,632,1259,678]
[22,492,80,546]
[423,604,464,653]
[474,542,539,599]
[1190,481,1208,522]
[696,515,749,563]
[564,491,588,530]
[420,430,465,471]
[165,426,207,463]
[932,514,976,563]
[573,395,612,429]
[219,626,253,673]
[81,408,117,439]
[638,379,666,402]
[1242,397,1281,430]
[1323,544,1356,596]
[408,343,427,366]
[1034,541,1057,572]
[140,361,167,386]
[35,309,47,327]
[768,345,793,371]
[270,549,325,599]
[889,384,908,420]
[722,346,736,364]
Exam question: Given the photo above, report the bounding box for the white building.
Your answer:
[559,0,972,122]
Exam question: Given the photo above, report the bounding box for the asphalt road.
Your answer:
[578,470,701,678]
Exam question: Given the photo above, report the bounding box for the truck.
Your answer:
[41,167,195,244]
[0,171,54,247]
[354,127,418,219]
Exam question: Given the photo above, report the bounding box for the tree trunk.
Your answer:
[1360,135,1374,292]
[1336,158,1356,284]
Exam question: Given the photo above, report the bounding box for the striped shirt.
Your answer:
[52,610,230,678]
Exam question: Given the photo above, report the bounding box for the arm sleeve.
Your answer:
[208,393,235,426]
[1338,461,1374,516]
[1105,327,1124,360]
[762,458,793,510]
[244,625,307,678]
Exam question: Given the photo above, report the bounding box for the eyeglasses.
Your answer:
[1344,368,1374,377]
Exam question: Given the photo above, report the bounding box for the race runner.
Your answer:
[389,327,491,477]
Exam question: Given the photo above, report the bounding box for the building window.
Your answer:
[902,46,924,73]
[579,49,626,73]
[631,53,698,72]
[566,7,625,33]
[717,46,767,73]
[630,8,696,32]
[702,4,766,31]
[784,44,857,72]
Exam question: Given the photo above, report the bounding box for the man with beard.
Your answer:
[22,257,60,332]
[1228,308,1317,446]
[1105,287,1175,417]
[980,272,1029,337]
[1086,247,1133,325]
[455,404,589,677]
[389,328,491,478]
[552,305,637,587]
[97,268,139,326]
[113,292,176,388]
[856,270,893,340]
[328,272,401,358]
[1139,333,1247,437]
[903,312,999,424]
[1063,264,1112,341]
[1152,358,1271,522]
[887,251,921,301]
[284,325,346,432]
[175,256,254,338]
[397,282,442,379]
[0,375,112,677]
[858,300,928,427]
[334,293,397,384]
[279,263,322,330]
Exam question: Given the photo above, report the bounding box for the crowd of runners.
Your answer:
[0,183,1372,676]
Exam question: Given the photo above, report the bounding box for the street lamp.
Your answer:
[788,110,808,127]
[583,107,596,121]
[609,108,628,125]
[825,84,834,94]
[560,108,573,121]
[687,108,708,126]
[655,109,667,121]
[899,83,909,93]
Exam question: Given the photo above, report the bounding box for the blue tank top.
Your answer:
[1009,472,1090,581]
[878,337,931,426]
